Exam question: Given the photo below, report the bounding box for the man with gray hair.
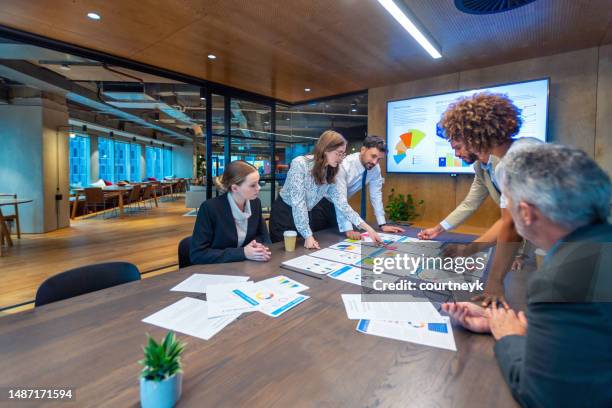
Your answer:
[443,143,612,407]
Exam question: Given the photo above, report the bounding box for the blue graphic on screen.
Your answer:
[386,79,549,174]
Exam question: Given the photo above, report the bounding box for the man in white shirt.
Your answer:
[335,135,405,239]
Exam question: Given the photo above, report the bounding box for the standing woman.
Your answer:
[190,160,271,264]
[270,130,383,249]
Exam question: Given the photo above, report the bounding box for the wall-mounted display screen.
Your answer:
[386,78,549,174]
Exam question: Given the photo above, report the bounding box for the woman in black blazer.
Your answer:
[190,160,271,265]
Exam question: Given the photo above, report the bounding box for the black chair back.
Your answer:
[35,262,141,307]
[178,236,192,269]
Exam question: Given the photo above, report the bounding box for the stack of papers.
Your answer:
[207,275,310,318]
[356,318,456,351]
[341,294,456,351]
[281,254,347,275]
[309,247,364,266]
[170,273,250,293]
[142,297,240,341]
[143,274,312,341]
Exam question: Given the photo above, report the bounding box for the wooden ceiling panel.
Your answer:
[0,0,610,102]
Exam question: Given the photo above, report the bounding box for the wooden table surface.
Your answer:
[0,229,522,408]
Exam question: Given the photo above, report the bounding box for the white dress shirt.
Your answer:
[227,192,251,247]
[279,155,363,238]
[334,152,386,232]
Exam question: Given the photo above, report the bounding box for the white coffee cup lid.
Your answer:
[283,230,297,237]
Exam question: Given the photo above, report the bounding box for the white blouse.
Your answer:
[279,155,363,238]
[227,192,251,247]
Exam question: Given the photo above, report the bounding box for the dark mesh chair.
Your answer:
[35,262,141,307]
[178,236,192,269]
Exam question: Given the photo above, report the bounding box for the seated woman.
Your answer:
[190,160,271,264]
[269,130,383,249]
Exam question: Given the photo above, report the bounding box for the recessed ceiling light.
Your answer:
[87,12,101,20]
[69,133,76,138]
[200,97,205,100]
[304,88,311,92]
[285,118,290,121]
[376,0,442,59]
[351,108,357,112]
[207,54,217,60]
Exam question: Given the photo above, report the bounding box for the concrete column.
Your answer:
[0,89,70,233]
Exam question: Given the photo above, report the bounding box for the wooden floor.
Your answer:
[0,197,196,311]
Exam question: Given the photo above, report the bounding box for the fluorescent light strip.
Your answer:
[376,0,442,59]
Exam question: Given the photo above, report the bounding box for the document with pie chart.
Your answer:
[234,277,310,318]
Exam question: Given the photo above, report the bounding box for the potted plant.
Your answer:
[384,188,424,225]
[139,331,186,408]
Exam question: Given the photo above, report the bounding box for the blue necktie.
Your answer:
[360,169,367,219]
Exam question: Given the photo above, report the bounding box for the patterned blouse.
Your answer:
[279,155,363,238]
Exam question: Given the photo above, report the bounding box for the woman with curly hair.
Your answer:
[419,92,542,307]
[269,130,383,249]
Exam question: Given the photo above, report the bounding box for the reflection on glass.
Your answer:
[212,94,225,135]
[69,135,90,187]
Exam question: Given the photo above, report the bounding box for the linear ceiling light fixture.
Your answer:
[376,0,442,59]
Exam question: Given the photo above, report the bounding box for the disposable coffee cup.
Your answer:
[535,248,547,269]
[283,230,297,252]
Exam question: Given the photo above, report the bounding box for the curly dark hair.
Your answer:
[438,92,522,153]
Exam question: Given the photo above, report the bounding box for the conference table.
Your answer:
[0,229,526,407]
[71,184,159,219]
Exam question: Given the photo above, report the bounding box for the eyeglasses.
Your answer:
[332,150,346,159]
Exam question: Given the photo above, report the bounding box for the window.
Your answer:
[163,147,173,177]
[100,138,143,183]
[146,146,173,179]
[129,144,141,182]
[98,137,114,182]
[146,146,163,180]
[69,135,90,187]
[114,141,129,182]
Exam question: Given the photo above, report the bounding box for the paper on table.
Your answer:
[170,274,250,293]
[142,297,239,341]
[340,294,444,323]
[328,241,363,254]
[356,317,456,351]
[233,278,310,317]
[310,248,363,266]
[281,255,347,275]
[255,275,309,294]
[361,232,409,243]
[207,282,260,318]
[328,265,362,286]
[327,265,397,289]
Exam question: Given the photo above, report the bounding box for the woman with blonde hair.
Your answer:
[190,160,271,264]
[269,130,382,249]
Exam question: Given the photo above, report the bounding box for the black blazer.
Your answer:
[190,193,270,265]
[494,222,612,408]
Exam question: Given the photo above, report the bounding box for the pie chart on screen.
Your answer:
[394,129,426,164]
